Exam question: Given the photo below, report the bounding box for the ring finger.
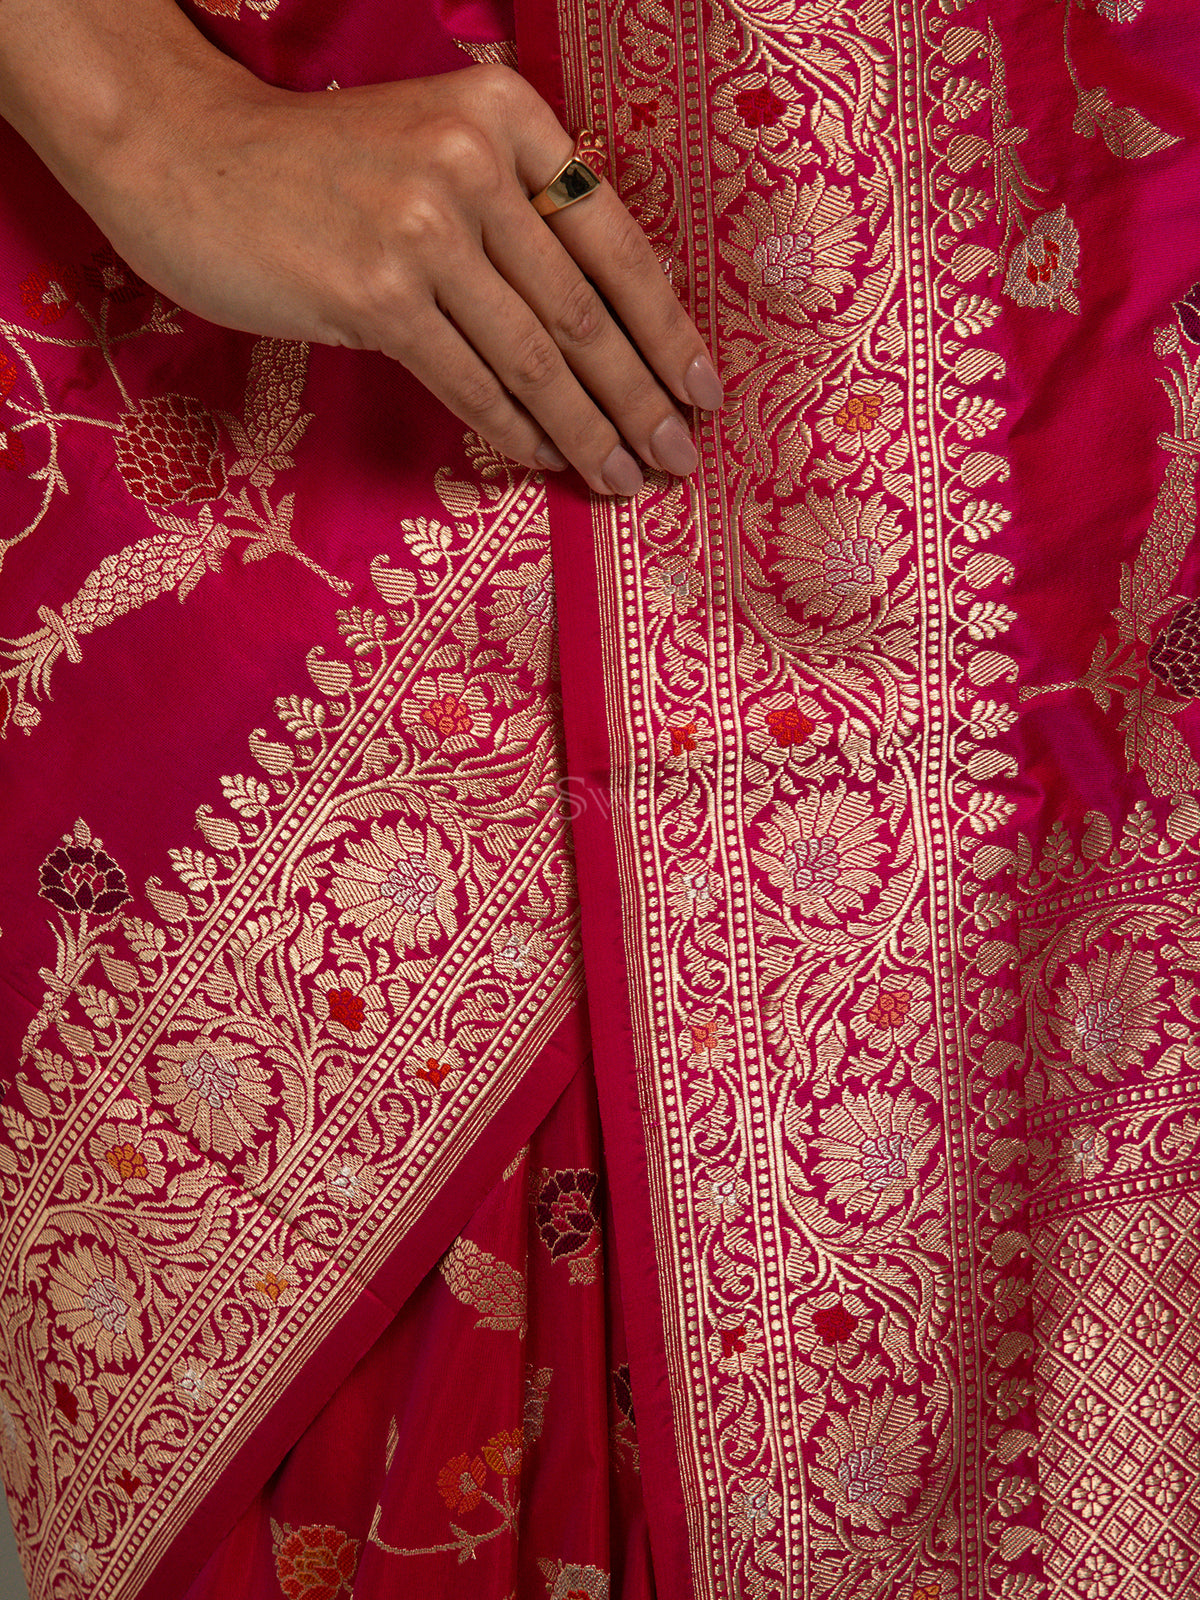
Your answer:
[442,259,649,497]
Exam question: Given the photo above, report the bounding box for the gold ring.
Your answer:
[530,131,607,218]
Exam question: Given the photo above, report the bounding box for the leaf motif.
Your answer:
[1098,102,1180,160]
[169,847,220,893]
[232,338,315,484]
[98,953,140,992]
[951,294,1000,338]
[954,395,1006,441]
[947,185,993,234]
[402,517,456,566]
[966,599,1017,641]
[221,773,272,816]
[438,1236,527,1335]
[945,133,991,173]
[942,74,988,123]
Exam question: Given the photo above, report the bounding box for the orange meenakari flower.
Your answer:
[104,1142,149,1182]
[482,1428,523,1477]
[816,379,904,459]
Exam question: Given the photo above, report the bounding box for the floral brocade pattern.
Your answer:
[553,0,1198,1599]
[0,427,583,1598]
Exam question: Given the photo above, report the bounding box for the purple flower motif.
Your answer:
[1176,283,1200,346]
[39,845,130,916]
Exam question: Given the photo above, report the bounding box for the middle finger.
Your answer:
[482,196,700,480]
[443,263,647,496]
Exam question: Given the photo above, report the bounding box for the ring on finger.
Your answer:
[530,131,607,217]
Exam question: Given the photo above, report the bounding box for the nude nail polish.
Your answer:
[602,447,645,498]
[651,416,699,477]
[685,354,724,411]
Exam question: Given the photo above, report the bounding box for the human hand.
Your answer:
[84,62,722,497]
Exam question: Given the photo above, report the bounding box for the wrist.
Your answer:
[0,3,262,229]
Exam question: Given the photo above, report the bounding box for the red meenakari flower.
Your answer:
[325,989,365,1032]
[813,1303,858,1346]
[419,693,474,740]
[437,1452,487,1512]
[536,1168,601,1262]
[721,1324,748,1358]
[866,989,913,1029]
[689,1019,722,1055]
[105,1143,148,1182]
[1025,235,1061,286]
[19,262,77,324]
[0,426,25,471]
[669,722,697,755]
[0,351,17,400]
[628,100,658,129]
[39,844,130,916]
[115,1467,143,1499]
[114,393,227,506]
[274,1523,360,1600]
[735,85,787,128]
[416,1057,452,1087]
[766,705,816,747]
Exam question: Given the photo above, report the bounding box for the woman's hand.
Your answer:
[0,2,720,496]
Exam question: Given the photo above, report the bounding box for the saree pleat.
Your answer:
[179,1058,652,1600]
[3,0,1200,1598]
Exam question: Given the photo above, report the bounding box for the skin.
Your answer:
[0,0,723,496]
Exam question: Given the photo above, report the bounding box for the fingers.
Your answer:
[366,65,722,493]
[441,256,648,497]
[481,196,702,487]
[383,308,569,477]
[470,68,722,420]
[545,182,723,413]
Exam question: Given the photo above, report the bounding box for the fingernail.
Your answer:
[601,446,644,498]
[535,440,568,471]
[685,354,724,411]
[650,415,699,477]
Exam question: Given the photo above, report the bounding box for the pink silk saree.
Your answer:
[3,1,1200,1598]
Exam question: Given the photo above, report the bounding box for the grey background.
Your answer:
[1,1492,30,1599]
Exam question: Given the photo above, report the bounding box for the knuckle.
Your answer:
[423,116,502,193]
[510,328,561,391]
[353,257,422,328]
[388,186,458,253]
[553,278,606,349]
[463,61,526,108]
[607,213,654,276]
[453,367,506,424]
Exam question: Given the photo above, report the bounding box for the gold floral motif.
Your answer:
[754,787,889,922]
[328,821,460,956]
